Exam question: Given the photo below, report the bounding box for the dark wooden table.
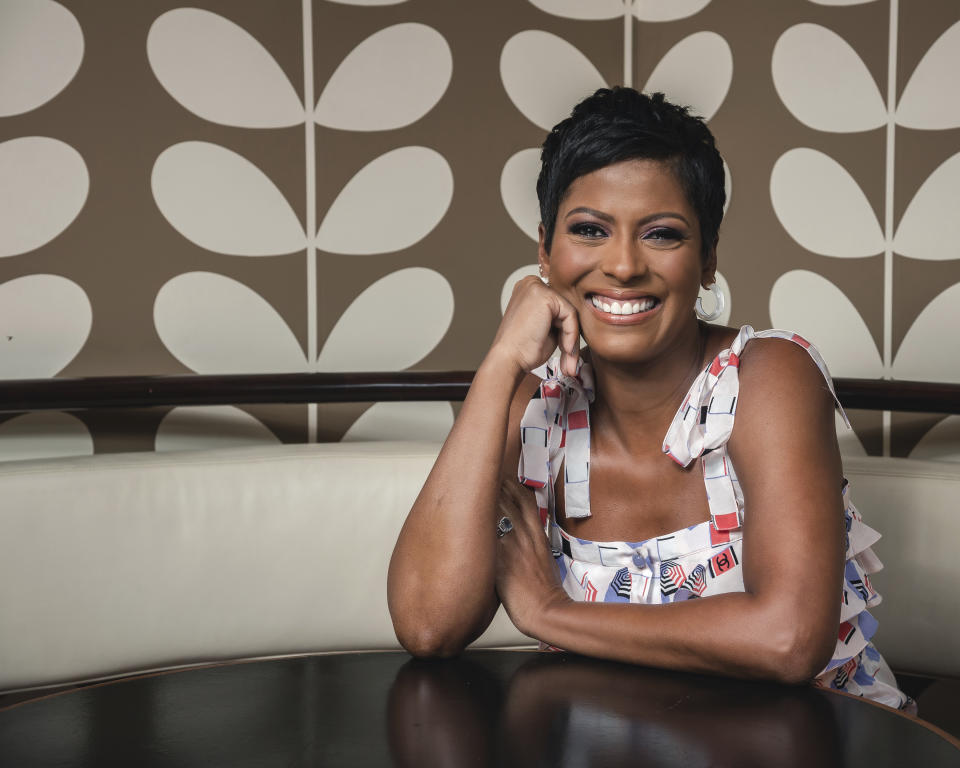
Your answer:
[1,650,957,767]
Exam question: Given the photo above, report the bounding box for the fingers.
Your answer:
[493,277,581,377]
[550,296,580,377]
[497,480,537,519]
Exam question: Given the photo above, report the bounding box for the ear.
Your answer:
[701,240,718,287]
[537,223,550,281]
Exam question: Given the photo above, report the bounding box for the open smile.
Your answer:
[587,293,661,322]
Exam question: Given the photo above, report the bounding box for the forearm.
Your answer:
[387,349,528,655]
[531,591,836,684]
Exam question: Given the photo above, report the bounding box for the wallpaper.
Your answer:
[0,0,958,461]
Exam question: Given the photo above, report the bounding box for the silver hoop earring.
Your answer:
[538,264,548,285]
[695,283,724,322]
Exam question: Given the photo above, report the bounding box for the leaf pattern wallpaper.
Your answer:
[0,0,958,460]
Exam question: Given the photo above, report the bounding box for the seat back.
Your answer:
[843,456,960,677]
[0,442,526,693]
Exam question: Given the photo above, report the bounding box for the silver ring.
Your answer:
[496,516,514,538]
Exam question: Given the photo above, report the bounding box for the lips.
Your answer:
[588,293,660,317]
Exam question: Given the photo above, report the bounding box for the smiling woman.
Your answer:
[387,87,911,712]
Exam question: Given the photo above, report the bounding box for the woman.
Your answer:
[387,87,909,709]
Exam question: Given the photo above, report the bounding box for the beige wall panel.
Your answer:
[1,0,959,456]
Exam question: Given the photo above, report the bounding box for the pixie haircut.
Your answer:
[537,87,725,261]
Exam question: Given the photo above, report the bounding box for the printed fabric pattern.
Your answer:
[517,325,910,710]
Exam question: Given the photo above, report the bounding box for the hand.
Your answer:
[490,276,580,378]
[494,480,570,637]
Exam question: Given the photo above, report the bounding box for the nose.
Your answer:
[600,233,647,283]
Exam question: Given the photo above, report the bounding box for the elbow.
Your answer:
[388,586,471,659]
[764,624,835,686]
[389,590,470,659]
[393,622,466,659]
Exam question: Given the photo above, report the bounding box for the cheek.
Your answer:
[545,247,589,283]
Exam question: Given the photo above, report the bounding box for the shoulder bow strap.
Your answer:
[518,355,596,519]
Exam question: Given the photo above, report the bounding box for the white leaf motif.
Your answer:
[317,147,452,255]
[317,268,453,372]
[894,152,960,261]
[147,8,303,129]
[315,23,451,131]
[0,412,92,463]
[0,0,84,116]
[771,148,883,258]
[501,31,606,132]
[501,264,541,314]
[892,282,960,383]
[633,0,712,21]
[326,0,408,5]
[342,401,454,442]
[897,20,960,130]
[154,272,306,374]
[723,158,732,215]
[0,137,88,258]
[0,274,91,379]
[156,405,280,452]
[643,32,732,122]
[772,24,886,133]
[501,149,542,242]
[769,270,882,379]
[152,141,306,256]
[909,417,960,463]
[528,0,624,20]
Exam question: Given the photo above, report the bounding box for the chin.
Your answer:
[581,317,695,367]
[583,336,660,366]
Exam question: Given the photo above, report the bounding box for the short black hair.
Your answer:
[537,87,725,261]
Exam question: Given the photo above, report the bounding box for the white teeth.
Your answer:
[591,295,656,315]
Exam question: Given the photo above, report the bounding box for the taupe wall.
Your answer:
[1,0,958,460]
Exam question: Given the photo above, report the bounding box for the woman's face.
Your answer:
[539,158,715,366]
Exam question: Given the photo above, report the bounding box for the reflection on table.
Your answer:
[391,653,846,767]
[1,651,957,767]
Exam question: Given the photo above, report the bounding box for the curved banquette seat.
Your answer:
[0,444,957,694]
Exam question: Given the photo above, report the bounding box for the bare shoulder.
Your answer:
[736,336,834,405]
[730,336,839,461]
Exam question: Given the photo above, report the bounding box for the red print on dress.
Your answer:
[708,546,739,578]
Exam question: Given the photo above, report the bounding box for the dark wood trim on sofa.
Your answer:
[2,373,960,414]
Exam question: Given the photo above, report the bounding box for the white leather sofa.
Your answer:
[0,444,957,694]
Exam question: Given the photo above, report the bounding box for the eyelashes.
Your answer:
[568,222,607,239]
[641,226,684,244]
[566,222,687,245]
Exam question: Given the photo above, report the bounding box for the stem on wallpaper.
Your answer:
[623,1,633,87]
[303,0,318,442]
[882,0,898,456]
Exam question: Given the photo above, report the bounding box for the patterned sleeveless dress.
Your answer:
[517,325,910,710]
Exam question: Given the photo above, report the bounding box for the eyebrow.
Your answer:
[564,207,691,228]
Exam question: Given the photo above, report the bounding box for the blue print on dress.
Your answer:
[604,567,632,602]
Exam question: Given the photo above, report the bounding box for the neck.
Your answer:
[588,318,708,454]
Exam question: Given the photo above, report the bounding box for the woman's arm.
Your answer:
[387,276,581,657]
[495,338,845,683]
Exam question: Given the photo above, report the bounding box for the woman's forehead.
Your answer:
[560,158,691,215]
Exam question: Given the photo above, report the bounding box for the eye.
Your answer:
[569,222,608,239]
[641,226,684,245]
